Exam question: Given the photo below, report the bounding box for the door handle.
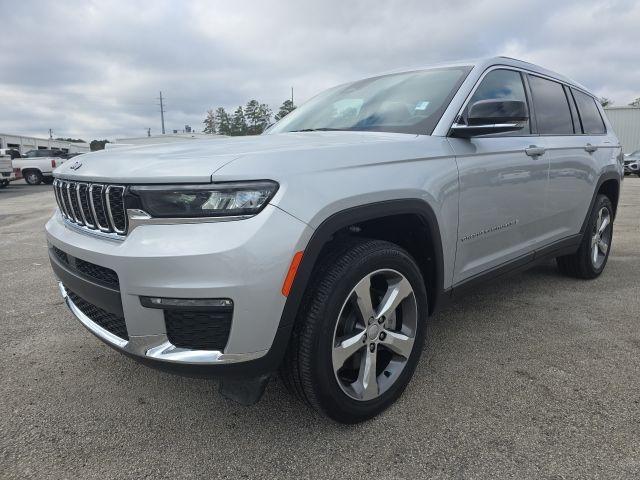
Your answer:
[525,145,546,157]
[585,143,598,153]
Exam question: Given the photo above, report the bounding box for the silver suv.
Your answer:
[47,57,623,423]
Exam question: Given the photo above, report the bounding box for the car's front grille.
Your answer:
[66,287,129,340]
[53,179,127,236]
[164,309,233,351]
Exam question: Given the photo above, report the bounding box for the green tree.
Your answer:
[202,109,217,134]
[56,137,86,143]
[90,139,110,151]
[274,99,296,121]
[599,97,613,108]
[230,106,247,136]
[215,107,231,135]
[245,100,272,135]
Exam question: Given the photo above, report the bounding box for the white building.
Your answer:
[107,132,225,149]
[604,107,640,153]
[0,133,90,155]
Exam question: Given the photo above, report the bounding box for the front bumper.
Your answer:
[47,204,313,374]
[624,162,639,174]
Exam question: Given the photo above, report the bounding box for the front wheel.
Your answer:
[557,194,613,279]
[280,239,428,423]
[23,170,43,185]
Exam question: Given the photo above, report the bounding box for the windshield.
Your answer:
[24,149,58,158]
[269,66,471,135]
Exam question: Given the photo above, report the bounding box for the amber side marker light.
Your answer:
[282,251,304,297]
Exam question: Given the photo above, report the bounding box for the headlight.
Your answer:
[129,181,278,218]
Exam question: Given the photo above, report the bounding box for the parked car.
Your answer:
[46,57,623,423]
[13,149,67,184]
[623,150,640,176]
[0,151,13,187]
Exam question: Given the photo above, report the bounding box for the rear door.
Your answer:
[540,79,610,240]
[449,68,551,284]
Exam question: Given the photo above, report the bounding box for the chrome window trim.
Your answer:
[449,64,607,137]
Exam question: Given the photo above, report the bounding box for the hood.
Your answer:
[53,132,417,183]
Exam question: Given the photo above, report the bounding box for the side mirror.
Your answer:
[451,99,528,137]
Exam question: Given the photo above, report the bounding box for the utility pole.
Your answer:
[158,91,166,135]
[147,128,151,137]
[291,87,294,105]
[49,128,53,140]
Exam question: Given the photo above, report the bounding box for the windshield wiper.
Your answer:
[289,128,345,132]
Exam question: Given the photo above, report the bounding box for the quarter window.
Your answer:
[528,75,574,135]
[465,69,530,134]
[572,89,606,134]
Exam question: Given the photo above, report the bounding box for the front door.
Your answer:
[449,68,550,284]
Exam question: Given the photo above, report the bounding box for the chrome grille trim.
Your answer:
[76,183,95,229]
[53,179,128,238]
[105,185,127,234]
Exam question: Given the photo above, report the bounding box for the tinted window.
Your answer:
[465,69,529,134]
[529,75,574,134]
[572,89,606,134]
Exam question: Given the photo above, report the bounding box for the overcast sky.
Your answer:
[1,0,639,141]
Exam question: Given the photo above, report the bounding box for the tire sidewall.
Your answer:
[25,171,42,185]
[583,195,613,276]
[311,245,428,423]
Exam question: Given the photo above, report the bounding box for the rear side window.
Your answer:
[572,89,606,134]
[528,75,574,135]
[465,69,530,134]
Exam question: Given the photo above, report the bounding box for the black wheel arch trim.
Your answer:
[186,199,446,379]
[580,170,621,234]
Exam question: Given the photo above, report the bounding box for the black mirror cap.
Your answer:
[449,122,524,138]
[467,99,528,125]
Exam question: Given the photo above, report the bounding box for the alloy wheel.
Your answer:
[332,269,417,401]
[591,206,612,269]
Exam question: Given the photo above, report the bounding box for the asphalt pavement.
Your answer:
[1,178,639,479]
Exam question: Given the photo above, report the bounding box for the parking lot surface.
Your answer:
[2,178,639,479]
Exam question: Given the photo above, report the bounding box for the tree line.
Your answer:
[203,99,296,136]
[599,97,640,108]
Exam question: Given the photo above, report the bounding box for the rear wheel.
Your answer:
[557,194,613,279]
[24,170,43,185]
[280,239,427,423]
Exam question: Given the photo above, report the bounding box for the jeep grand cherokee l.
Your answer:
[47,57,623,423]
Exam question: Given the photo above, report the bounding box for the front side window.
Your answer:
[463,69,530,134]
[529,75,574,135]
[268,66,472,135]
[572,89,606,134]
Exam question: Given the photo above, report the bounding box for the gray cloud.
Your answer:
[1,0,638,140]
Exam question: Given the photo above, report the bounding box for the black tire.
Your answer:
[280,238,428,423]
[42,176,54,185]
[557,194,614,279]
[23,170,43,185]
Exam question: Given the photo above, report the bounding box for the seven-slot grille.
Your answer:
[53,179,127,235]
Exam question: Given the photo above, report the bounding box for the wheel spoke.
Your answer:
[380,330,414,359]
[592,243,599,264]
[375,277,413,321]
[596,209,603,233]
[353,276,374,321]
[356,348,378,401]
[598,239,609,254]
[332,331,366,371]
[598,215,610,234]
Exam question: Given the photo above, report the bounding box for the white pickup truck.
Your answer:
[0,151,13,188]
[13,149,67,185]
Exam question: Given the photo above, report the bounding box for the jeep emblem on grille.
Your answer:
[69,161,82,170]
